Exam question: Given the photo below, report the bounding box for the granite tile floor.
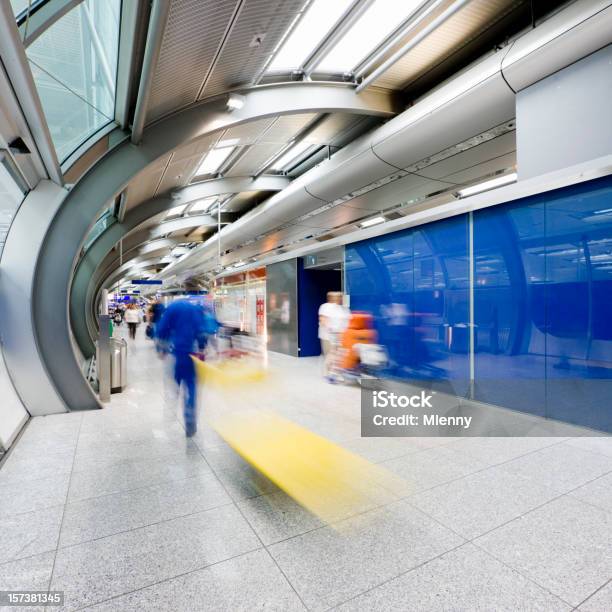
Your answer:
[0,328,610,611]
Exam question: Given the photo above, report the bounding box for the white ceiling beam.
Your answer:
[131,0,170,144]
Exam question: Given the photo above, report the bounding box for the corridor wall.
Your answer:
[266,260,299,356]
[345,174,612,432]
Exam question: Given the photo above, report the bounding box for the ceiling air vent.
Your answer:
[384,211,404,220]
[315,233,335,242]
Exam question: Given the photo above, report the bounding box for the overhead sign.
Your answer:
[132,279,163,285]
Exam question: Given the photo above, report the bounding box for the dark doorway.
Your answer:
[298,260,343,357]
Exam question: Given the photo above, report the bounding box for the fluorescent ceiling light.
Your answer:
[196,147,234,176]
[165,204,187,218]
[457,172,518,198]
[189,197,217,213]
[217,138,240,148]
[359,215,385,228]
[268,0,353,71]
[269,140,314,171]
[317,0,423,73]
[233,261,247,268]
[226,94,245,111]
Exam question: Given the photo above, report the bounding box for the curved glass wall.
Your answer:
[0,157,27,256]
[10,0,37,18]
[25,0,121,162]
[82,208,116,253]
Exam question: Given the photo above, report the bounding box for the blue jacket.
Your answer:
[156,299,217,355]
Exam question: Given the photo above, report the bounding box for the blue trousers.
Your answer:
[173,352,197,435]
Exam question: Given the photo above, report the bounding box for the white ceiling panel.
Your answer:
[297,204,374,230]
[198,0,305,99]
[146,0,241,123]
[441,151,516,185]
[225,143,283,176]
[156,157,200,194]
[223,190,262,213]
[258,113,317,143]
[221,117,278,146]
[171,134,218,162]
[302,114,361,145]
[416,131,516,180]
[220,244,268,261]
[372,0,521,91]
[138,210,168,229]
[125,153,172,210]
[187,226,215,238]
[343,173,449,212]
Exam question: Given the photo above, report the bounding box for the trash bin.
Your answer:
[110,337,127,392]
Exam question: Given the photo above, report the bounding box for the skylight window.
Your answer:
[189,197,218,213]
[165,204,187,219]
[316,0,423,73]
[268,0,353,71]
[196,147,235,176]
[269,140,315,171]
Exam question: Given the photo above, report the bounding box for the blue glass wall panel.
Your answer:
[346,215,470,396]
[473,201,547,415]
[345,174,612,432]
[544,179,612,430]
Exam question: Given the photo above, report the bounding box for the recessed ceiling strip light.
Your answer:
[189,197,218,213]
[196,147,235,176]
[165,204,187,218]
[457,173,517,198]
[359,215,385,228]
[269,140,315,171]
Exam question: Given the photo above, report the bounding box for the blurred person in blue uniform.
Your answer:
[146,298,166,341]
[156,282,218,436]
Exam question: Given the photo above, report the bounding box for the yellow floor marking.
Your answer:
[193,357,405,524]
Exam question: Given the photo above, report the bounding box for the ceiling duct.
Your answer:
[164,0,612,277]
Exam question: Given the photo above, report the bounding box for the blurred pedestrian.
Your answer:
[318,291,349,382]
[157,282,218,436]
[113,308,123,326]
[125,303,141,339]
[147,298,165,340]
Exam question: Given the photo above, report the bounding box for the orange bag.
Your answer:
[340,312,377,370]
